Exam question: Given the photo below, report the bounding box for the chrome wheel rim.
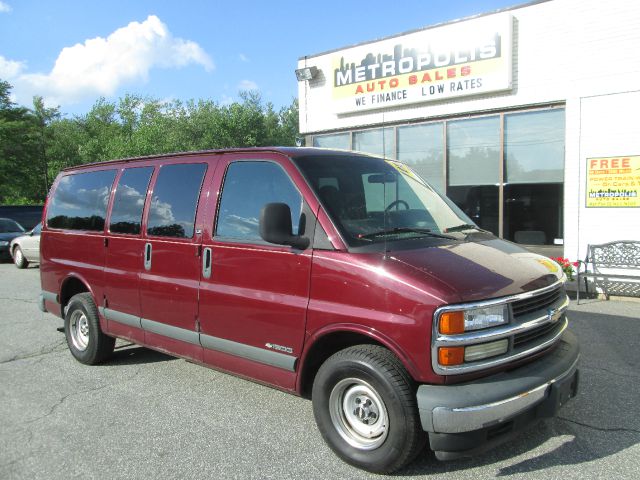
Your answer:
[14,248,23,266]
[329,378,389,450]
[69,310,90,351]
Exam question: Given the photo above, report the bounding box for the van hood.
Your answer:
[386,237,564,303]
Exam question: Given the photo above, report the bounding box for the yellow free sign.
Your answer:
[586,156,640,207]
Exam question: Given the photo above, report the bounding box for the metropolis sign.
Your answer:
[331,13,513,114]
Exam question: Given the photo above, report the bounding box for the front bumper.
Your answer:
[417,330,579,459]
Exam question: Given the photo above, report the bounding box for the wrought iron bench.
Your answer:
[576,240,640,302]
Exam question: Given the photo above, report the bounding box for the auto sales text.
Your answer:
[354,68,483,107]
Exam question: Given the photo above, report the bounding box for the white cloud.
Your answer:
[0,2,12,13]
[239,53,249,62]
[238,80,258,91]
[0,55,25,78]
[3,15,213,106]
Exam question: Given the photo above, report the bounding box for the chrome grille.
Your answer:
[512,286,562,318]
[513,321,562,347]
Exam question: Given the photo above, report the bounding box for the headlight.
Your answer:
[438,304,508,334]
[0,241,8,246]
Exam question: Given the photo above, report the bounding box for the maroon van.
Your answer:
[39,148,579,473]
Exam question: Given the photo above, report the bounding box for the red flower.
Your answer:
[549,256,577,281]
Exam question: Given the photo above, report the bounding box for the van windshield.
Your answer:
[293,154,480,248]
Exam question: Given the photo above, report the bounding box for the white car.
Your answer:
[10,222,41,268]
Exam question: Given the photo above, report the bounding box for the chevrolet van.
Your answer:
[39,148,579,473]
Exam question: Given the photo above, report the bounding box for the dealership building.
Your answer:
[296,0,640,261]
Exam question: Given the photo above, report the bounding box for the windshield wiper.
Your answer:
[359,227,456,240]
[444,223,484,233]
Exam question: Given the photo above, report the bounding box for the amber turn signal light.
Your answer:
[439,311,465,334]
[438,347,465,366]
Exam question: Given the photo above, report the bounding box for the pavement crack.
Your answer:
[0,428,35,469]
[22,368,142,426]
[579,364,640,380]
[0,296,37,305]
[0,340,67,365]
[23,388,100,425]
[558,416,640,434]
[0,455,31,471]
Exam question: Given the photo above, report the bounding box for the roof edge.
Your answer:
[59,147,289,172]
[297,0,550,61]
[59,147,367,172]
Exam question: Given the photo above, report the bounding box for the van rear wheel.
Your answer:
[312,345,426,473]
[64,293,115,365]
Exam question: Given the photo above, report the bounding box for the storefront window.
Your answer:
[503,184,563,245]
[313,133,350,150]
[503,109,565,244]
[353,128,395,159]
[505,109,564,184]
[398,123,445,192]
[313,107,565,247]
[446,116,501,235]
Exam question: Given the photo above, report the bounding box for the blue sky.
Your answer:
[0,0,519,116]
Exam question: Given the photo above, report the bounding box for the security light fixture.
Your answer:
[295,66,318,81]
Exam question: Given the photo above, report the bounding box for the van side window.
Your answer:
[47,170,117,231]
[109,167,154,235]
[147,163,207,238]
[216,161,302,242]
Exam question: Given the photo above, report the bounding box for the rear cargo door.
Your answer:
[103,165,155,344]
[137,159,211,362]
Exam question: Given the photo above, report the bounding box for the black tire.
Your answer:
[312,345,426,473]
[64,293,115,365]
[13,246,28,269]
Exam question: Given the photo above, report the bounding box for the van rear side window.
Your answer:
[109,167,154,235]
[47,170,117,231]
[147,163,207,238]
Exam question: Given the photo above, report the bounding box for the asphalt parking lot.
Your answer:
[1,262,639,479]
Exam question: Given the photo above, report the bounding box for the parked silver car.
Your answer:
[10,222,41,268]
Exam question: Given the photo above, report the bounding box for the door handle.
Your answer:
[202,247,212,279]
[144,243,152,271]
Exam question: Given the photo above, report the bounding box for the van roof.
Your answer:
[60,147,366,172]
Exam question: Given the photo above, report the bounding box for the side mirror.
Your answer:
[260,203,309,250]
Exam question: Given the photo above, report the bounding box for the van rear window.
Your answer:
[47,170,117,231]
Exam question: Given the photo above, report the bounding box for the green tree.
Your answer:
[274,98,299,146]
[0,80,41,204]
[32,96,61,195]
[46,118,84,175]
[76,98,122,163]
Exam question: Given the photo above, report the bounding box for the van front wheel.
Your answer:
[64,293,115,365]
[312,345,425,473]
